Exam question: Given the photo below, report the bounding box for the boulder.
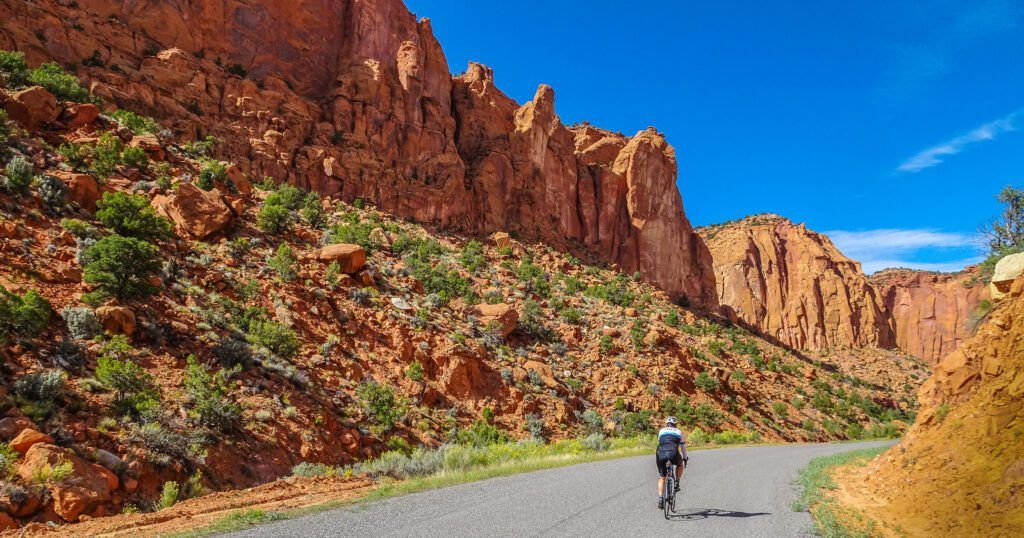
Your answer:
[50,171,100,212]
[95,305,136,336]
[10,86,60,128]
[152,182,233,239]
[0,512,15,531]
[0,417,35,440]
[60,103,100,129]
[9,428,54,454]
[991,252,1024,300]
[129,134,165,161]
[491,231,511,250]
[471,303,519,337]
[17,443,112,522]
[225,163,252,195]
[318,244,366,273]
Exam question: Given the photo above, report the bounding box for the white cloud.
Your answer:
[897,111,1022,173]
[856,257,985,275]
[825,228,983,274]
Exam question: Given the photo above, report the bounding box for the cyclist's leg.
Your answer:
[673,453,683,490]
[656,453,668,497]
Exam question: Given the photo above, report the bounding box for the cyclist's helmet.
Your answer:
[665,416,678,427]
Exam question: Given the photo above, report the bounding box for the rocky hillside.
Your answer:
[0,63,922,528]
[699,215,986,363]
[0,0,717,306]
[836,269,1024,536]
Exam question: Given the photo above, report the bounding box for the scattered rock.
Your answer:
[95,305,136,336]
[10,86,60,128]
[9,429,54,454]
[470,303,518,337]
[50,171,100,212]
[491,231,511,249]
[319,244,366,273]
[60,103,100,129]
[17,443,112,522]
[991,252,1024,299]
[129,135,165,161]
[152,182,233,239]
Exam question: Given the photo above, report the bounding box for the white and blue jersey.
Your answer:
[656,427,685,453]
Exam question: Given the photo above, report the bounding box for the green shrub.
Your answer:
[0,110,10,144]
[81,235,162,300]
[27,62,94,103]
[91,131,125,178]
[453,420,511,447]
[0,289,52,339]
[581,432,610,451]
[578,409,604,435]
[459,240,486,274]
[158,481,179,509]
[257,202,292,233]
[247,319,299,359]
[61,306,100,340]
[121,146,149,170]
[13,370,65,420]
[197,160,226,191]
[694,371,720,392]
[37,174,68,210]
[619,410,654,436]
[328,212,381,252]
[268,243,297,281]
[184,355,241,431]
[109,110,160,134]
[665,309,680,328]
[96,191,172,240]
[356,381,406,432]
[772,401,789,417]
[95,356,160,417]
[694,403,723,428]
[585,275,634,307]
[730,370,747,382]
[0,50,29,87]
[405,361,424,381]
[0,444,20,478]
[291,462,339,478]
[599,334,614,355]
[2,155,33,194]
[57,142,89,169]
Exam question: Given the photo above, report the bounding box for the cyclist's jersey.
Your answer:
[656,427,685,453]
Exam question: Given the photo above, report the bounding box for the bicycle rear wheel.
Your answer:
[663,465,675,519]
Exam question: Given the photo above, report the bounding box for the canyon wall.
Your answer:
[870,268,988,366]
[699,215,985,362]
[0,0,716,305]
[698,215,893,350]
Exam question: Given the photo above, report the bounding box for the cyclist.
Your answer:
[656,416,688,509]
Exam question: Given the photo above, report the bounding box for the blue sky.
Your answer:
[404,0,1024,273]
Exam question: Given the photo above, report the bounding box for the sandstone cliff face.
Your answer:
[870,268,987,366]
[838,277,1024,536]
[0,0,716,305]
[698,215,893,350]
[699,215,987,363]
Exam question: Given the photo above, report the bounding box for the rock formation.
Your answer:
[699,214,893,350]
[699,215,987,363]
[870,268,988,366]
[837,273,1024,536]
[0,0,716,306]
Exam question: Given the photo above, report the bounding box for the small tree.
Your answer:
[268,243,297,281]
[0,289,52,339]
[981,186,1024,253]
[356,381,406,432]
[96,191,172,240]
[694,371,721,393]
[2,155,33,194]
[95,356,160,417]
[81,235,162,300]
[183,356,241,431]
[247,319,299,359]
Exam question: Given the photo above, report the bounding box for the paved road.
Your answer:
[226,441,893,538]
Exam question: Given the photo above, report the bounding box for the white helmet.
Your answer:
[665,416,678,427]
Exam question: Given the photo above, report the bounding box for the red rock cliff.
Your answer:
[698,215,893,350]
[870,268,987,366]
[0,0,716,305]
[699,215,987,363]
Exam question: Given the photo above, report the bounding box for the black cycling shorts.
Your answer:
[655,450,683,477]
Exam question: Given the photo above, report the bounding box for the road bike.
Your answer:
[662,461,678,518]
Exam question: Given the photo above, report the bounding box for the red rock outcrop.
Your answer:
[870,268,987,365]
[0,0,716,306]
[699,215,893,350]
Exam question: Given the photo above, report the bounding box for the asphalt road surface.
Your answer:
[226,440,893,538]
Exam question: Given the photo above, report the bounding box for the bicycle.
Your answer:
[662,461,678,518]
